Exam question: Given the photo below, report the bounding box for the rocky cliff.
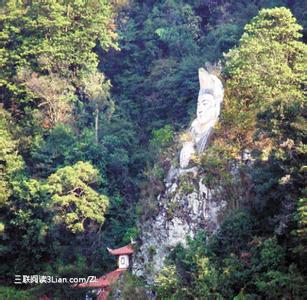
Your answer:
[132,69,226,284]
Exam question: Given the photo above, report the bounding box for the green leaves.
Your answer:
[243,7,302,42]
[150,125,174,153]
[0,1,305,296]
[0,286,32,300]
[225,7,305,113]
[0,0,117,79]
[47,161,109,233]
[151,2,201,57]
[0,0,118,133]
[0,107,24,207]
[253,239,304,298]
[157,212,305,299]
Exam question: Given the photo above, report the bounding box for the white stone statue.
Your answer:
[180,68,224,168]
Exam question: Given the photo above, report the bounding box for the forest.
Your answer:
[0,0,306,299]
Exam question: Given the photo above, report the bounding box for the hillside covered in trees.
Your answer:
[0,1,306,299]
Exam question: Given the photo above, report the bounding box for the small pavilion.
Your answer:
[107,244,134,270]
[79,244,134,300]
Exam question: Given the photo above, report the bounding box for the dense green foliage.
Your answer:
[155,7,306,299]
[0,0,306,299]
[156,215,304,299]
[0,0,122,297]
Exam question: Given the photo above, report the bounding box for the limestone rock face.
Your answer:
[179,68,224,169]
[132,174,226,284]
[132,69,225,284]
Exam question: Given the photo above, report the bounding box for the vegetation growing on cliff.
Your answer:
[0,0,306,299]
[156,7,306,299]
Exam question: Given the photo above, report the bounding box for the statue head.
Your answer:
[198,68,215,91]
[196,68,223,121]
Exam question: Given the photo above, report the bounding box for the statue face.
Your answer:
[197,92,215,120]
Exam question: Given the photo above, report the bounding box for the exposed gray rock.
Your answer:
[132,69,226,284]
[132,176,226,284]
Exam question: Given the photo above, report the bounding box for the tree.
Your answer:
[224,7,306,151]
[149,125,174,154]
[156,265,182,299]
[0,107,24,207]
[30,124,78,177]
[0,1,306,296]
[82,72,114,143]
[2,176,52,276]
[20,70,75,128]
[0,0,118,125]
[47,161,109,233]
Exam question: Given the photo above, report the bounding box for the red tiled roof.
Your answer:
[107,244,134,256]
[78,268,124,289]
[75,244,133,299]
